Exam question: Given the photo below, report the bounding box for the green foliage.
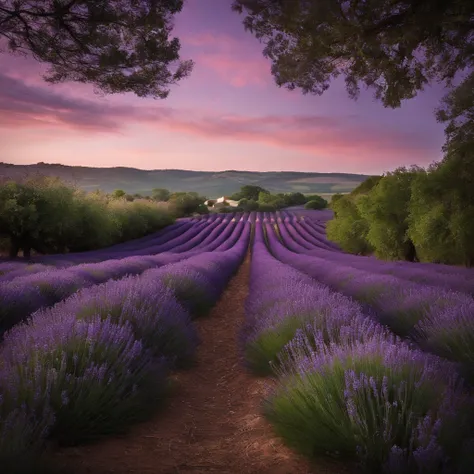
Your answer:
[326,195,372,255]
[283,192,307,206]
[106,199,174,244]
[151,188,171,202]
[258,202,277,212]
[350,176,383,196]
[232,185,269,201]
[265,348,469,471]
[1,0,193,98]
[408,156,474,266]
[0,178,174,257]
[111,189,126,199]
[232,0,474,108]
[195,203,210,215]
[238,198,259,211]
[0,177,77,257]
[327,159,474,266]
[245,316,310,376]
[304,196,328,210]
[357,168,420,261]
[160,274,213,318]
[232,1,474,161]
[436,71,474,155]
[330,193,344,214]
[168,192,206,217]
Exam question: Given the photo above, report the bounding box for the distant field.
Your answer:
[0,163,371,197]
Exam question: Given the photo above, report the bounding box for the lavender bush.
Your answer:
[1,313,163,445]
[0,373,55,473]
[414,301,474,380]
[53,275,199,367]
[266,337,471,473]
[244,222,391,375]
[265,220,474,375]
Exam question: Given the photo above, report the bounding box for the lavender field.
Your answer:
[1,210,474,474]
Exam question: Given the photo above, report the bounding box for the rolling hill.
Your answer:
[0,162,372,197]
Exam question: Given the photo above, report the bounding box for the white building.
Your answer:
[205,196,240,207]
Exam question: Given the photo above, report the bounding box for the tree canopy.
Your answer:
[151,188,171,202]
[231,185,269,201]
[326,163,474,266]
[232,0,474,107]
[0,0,193,98]
[232,0,474,153]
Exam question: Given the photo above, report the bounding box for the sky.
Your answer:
[0,0,448,175]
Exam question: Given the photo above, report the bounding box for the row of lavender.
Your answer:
[0,218,251,472]
[242,220,474,473]
[0,214,250,335]
[265,215,474,381]
[0,213,247,275]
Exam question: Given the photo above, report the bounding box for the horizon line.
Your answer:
[0,162,376,176]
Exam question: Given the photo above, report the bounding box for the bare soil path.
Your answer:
[49,254,354,474]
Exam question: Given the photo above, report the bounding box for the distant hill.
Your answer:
[0,163,372,198]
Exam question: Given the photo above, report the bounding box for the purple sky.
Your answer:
[0,0,447,174]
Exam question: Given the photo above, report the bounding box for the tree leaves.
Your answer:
[0,0,193,98]
[232,0,474,107]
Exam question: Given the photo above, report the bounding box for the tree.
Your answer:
[111,189,126,199]
[326,194,372,255]
[436,71,474,154]
[0,0,193,98]
[350,176,383,196]
[304,195,328,208]
[232,185,269,201]
[330,193,344,214]
[232,0,474,108]
[152,188,171,202]
[258,191,285,208]
[168,192,206,217]
[258,202,277,212]
[0,177,77,257]
[357,167,422,261]
[408,155,474,266]
[282,192,306,206]
[305,197,327,210]
[239,198,259,211]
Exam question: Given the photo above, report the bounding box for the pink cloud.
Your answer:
[0,73,439,169]
[181,32,239,51]
[180,31,271,88]
[196,53,269,87]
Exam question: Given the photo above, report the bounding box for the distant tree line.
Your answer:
[124,184,329,214]
[217,185,328,213]
[327,155,474,266]
[111,188,209,216]
[0,177,175,258]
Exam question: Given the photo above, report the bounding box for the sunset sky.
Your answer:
[0,0,448,175]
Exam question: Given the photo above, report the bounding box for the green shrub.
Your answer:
[265,340,471,472]
[304,197,328,210]
[0,177,175,256]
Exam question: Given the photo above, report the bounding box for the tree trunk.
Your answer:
[405,240,418,262]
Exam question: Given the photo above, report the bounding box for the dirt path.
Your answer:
[49,254,353,474]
